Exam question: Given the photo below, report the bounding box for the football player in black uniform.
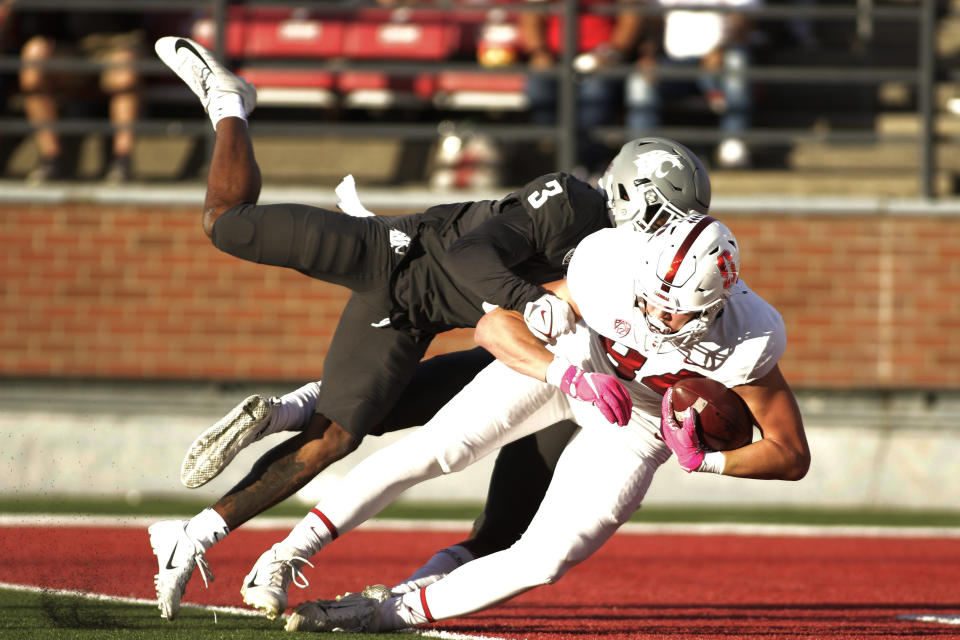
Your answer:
[149,36,711,620]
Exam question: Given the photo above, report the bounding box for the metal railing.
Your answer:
[0,0,944,195]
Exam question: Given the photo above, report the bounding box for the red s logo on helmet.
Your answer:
[717,250,738,289]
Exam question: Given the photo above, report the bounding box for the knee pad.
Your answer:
[211,205,296,266]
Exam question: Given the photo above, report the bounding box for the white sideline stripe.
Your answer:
[898,614,960,626]
[0,581,513,640]
[0,514,958,538]
[0,581,259,616]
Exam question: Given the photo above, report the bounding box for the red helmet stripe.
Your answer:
[660,215,715,293]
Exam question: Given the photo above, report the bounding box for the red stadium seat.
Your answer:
[337,19,462,109]
[337,71,436,110]
[191,8,345,108]
[235,68,337,108]
[192,7,345,58]
[433,14,526,111]
[433,72,527,111]
[187,4,528,112]
[341,21,462,61]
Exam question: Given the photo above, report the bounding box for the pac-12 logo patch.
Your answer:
[614,318,631,337]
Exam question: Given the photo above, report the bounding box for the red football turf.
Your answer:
[0,525,957,639]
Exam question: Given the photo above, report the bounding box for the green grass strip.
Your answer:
[0,495,957,527]
[0,587,417,640]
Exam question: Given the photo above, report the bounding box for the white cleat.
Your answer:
[180,394,277,488]
[148,520,213,621]
[154,36,256,116]
[284,585,391,633]
[241,543,314,620]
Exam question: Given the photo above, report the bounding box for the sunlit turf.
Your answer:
[0,588,417,640]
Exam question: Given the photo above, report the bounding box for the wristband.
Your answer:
[698,450,726,474]
[545,357,572,387]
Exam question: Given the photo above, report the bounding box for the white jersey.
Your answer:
[296,226,789,628]
[558,227,786,436]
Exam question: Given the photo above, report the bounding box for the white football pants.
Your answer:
[309,359,573,536]
[404,379,672,622]
[307,355,671,625]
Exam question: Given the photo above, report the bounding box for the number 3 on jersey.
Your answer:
[527,179,563,209]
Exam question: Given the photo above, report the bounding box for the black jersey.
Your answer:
[390,172,612,334]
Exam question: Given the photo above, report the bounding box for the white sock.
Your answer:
[378,592,431,629]
[185,508,230,551]
[209,93,247,130]
[281,509,336,557]
[270,381,321,432]
[390,545,474,594]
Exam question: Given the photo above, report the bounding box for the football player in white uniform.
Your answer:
[236,215,809,632]
[147,32,716,622]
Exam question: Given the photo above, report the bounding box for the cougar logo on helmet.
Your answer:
[601,137,711,233]
[634,150,683,180]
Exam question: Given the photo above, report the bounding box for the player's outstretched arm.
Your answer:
[475,307,554,380]
[724,365,810,480]
[474,279,577,380]
[475,281,632,426]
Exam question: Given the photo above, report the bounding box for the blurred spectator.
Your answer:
[519,1,645,176]
[0,3,15,106]
[17,10,145,183]
[626,0,759,168]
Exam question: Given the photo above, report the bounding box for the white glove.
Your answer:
[523,293,577,344]
[335,175,375,217]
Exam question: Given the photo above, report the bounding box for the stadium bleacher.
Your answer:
[1,0,957,196]
[189,4,526,113]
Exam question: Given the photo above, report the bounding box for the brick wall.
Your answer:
[2,202,958,388]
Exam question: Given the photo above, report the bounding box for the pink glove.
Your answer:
[559,365,632,426]
[659,387,705,472]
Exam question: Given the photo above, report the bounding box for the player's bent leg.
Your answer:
[207,204,396,284]
[214,415,359,530]
[263,361,575,617]
[309,362,571,538]
[380,427,669,629]
[389,420,576,595]
[148,520,213,621]
[155,38,262,231]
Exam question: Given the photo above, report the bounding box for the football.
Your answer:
[670,378,754,451]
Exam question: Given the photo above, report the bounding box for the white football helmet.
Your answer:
[599,137,711,234]
[634,215,740,352]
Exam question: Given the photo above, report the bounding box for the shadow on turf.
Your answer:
[39,590,125,630]
[32,590,284,632]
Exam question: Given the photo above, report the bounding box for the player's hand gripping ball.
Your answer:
[669,378,754,452]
